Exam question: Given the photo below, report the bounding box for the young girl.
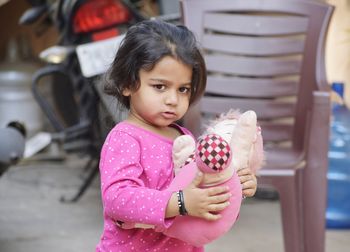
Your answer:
[96,20,257,252]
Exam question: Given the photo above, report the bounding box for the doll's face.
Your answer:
[207,119,238,143]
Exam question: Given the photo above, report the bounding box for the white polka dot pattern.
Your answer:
[96,122,202,252]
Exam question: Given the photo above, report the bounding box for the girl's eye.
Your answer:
[179,87,190,94]
[153,84,165,91]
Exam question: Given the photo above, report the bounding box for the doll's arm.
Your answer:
[172,135,196,175]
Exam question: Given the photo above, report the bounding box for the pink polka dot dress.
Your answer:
[96,122,204,252]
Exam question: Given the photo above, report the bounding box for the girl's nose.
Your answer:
[165,90,178,105]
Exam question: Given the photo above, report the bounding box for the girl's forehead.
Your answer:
[141,56,192,83]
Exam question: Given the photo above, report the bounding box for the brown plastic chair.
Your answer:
[180,0,334,251]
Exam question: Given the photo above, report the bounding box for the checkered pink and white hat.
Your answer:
[195,134,232,173]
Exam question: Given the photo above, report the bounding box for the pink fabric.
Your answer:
[96,122,203,252]
[163,161,242,246]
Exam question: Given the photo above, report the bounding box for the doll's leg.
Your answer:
[172,135,196,174]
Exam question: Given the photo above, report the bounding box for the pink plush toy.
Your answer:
[120,110,264,246]
[162,109,264,246]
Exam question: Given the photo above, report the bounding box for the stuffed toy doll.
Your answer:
[159,109,264,246]
[119,110,264,246]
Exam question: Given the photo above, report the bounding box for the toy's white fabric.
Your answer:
[173,110,263,186]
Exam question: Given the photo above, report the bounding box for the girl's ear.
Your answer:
[122,88,131,97]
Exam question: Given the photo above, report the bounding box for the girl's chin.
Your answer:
[144,114,182,128]
[140,118,173,129]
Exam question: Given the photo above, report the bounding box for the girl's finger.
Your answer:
[204,212,222,221]
[242,180,253,190]
[243,188,256,198]
[237,167,250,176]
[207,186,230,196]
[239,174,252,184]
[191,172,204,187]
[210,193,232,204]
[208,201,230,212]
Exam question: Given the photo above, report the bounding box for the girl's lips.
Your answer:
[162,112,177,119]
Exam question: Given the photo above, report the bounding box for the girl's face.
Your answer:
[123,56,193,130]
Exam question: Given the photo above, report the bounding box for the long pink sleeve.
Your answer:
[100,130,173,228]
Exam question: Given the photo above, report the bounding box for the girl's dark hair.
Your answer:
[104,19,207,109]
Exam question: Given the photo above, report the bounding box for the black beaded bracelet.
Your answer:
[177,190,188,216]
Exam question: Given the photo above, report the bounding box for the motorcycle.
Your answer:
[19,0,146,202]
[20,0,180,202]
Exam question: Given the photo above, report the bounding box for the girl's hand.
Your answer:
[183,172,231,221]
[237,167,257,198]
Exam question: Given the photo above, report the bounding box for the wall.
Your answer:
[326,0,350,105]
[0,0,58,61]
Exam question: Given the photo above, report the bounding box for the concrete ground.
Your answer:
[0,155,349,252]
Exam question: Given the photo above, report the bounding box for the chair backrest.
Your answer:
[181,0,333,153]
